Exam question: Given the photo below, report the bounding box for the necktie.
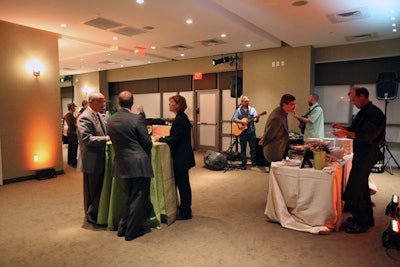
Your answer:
[97,113,106,135]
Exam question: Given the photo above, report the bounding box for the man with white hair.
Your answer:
[77,92,110,224]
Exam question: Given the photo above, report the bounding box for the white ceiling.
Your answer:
[1,0,399,76]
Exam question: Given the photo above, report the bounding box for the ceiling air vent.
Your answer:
[83,17,123,30]
[195,38,226,47]
[165,44,193,51]
[83,17,144,37]
[345,32,378,42]
[98,60,119,65]
[327,7,370,23]
[110,26,144,37]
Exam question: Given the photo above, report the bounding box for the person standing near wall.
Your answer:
[76,99,88,119]
[63,103,78,167]
[293,93,324,139]
[232,95,260,167]
[77,92,110,224]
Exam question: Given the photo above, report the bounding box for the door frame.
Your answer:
[194,89,220,152]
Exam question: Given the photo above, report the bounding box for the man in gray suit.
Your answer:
[260,94,296,163]
[77,92,110,224]
[107,91,154,241]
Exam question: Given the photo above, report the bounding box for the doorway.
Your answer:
[195,90,219,152]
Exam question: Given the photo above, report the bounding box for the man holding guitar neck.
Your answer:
[232,95,262,167]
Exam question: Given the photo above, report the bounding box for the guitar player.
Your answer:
[232,95,260,167]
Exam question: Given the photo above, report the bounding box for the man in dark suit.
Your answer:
[107,91,154,241]
[77,92,110,224]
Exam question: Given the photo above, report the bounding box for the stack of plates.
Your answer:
[284,159,302,166]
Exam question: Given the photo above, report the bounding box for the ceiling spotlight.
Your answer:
[212,56,232,66]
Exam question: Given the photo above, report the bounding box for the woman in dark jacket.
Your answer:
[155,95,195,220]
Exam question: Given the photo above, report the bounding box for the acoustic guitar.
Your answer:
[232,111,267,136]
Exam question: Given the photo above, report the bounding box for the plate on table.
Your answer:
[290,144,308,151]
[284,159,302,166]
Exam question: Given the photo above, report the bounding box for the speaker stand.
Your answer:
[381,142,400,175]
[381,98,400,175]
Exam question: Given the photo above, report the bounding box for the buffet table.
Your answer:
[265,155,352,234]
[97,142,177,230]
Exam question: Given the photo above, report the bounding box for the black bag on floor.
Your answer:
[204,151,227,170]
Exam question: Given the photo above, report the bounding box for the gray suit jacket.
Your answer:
[77,107,108,173]
[262,106,289,162]
[107,109,154,179]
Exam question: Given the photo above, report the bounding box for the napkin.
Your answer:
[322,163,340,174]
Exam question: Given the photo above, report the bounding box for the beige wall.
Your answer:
[106,56,241,82]
[243,46,313,136]
[0,20,62,181]
[314,38,400,63]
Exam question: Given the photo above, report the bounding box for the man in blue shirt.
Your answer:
[232,95,259,167]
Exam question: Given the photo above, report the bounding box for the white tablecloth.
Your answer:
[265,161,345,234]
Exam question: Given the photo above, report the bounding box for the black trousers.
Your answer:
[83,169,104,219]
[118,177,151,237]
[174,170,192,218]
[343,150,377,226]
[67,133,78,166]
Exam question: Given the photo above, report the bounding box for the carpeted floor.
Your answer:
[0,148,399,266]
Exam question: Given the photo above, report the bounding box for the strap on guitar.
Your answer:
[303,105,319,118]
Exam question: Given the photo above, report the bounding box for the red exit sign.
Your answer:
[193,72,202,80]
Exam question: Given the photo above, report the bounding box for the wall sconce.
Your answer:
[33,154,39,162]
[82,86,93,94]
[26,59,44,77]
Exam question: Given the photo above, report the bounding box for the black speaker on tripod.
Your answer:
[376,71,398,100]
[375,71,400,174]
[230,76,242,98]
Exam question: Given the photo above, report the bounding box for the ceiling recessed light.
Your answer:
[136,0,144,4]
[245,43,251,48]
[151,46,156,49]
[220,33,227,38]
[60,23,67,28]
[186,19,193,24]
[112,36,118,40]
[180,53,185,57]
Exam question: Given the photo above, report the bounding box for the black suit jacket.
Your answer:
[159,112,195,172]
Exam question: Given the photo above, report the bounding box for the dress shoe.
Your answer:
[346,217,374,227]
[125,230,145,241]
[85,209,98,224]
[117,230,125,237]
[345,223,369,234]
[86,215,97,224]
